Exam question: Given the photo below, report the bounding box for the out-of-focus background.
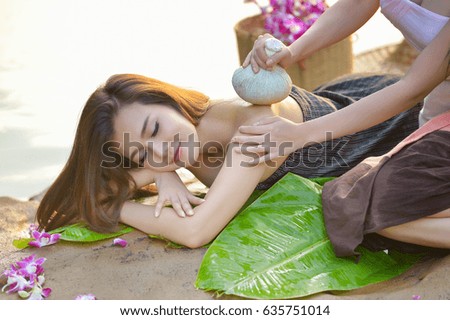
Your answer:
[0,0,404,199]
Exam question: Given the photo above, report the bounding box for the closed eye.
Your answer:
[139,150,148,167]
[151,121,159,137]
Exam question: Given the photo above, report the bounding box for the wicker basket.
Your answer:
[234,15,353,91]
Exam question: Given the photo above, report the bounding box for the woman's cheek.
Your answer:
[182,133,200,166]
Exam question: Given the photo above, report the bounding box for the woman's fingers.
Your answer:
[232,134,266,146]
[248,34,276,73]
[177,193,205,217]
[154,198,166,218]
[250,54,261,74]
[252,49,270,72]
[239,145,267,154]
[179,199,194,217]
[266,51,282,68]
[155,193,204,218]
[255,116,280,125]
[171,201,186,218]
[242,51,252,68]
[188,194,205,206]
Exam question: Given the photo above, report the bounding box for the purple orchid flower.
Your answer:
[14,254,46,276]
[2,254,51,299]
[2,270,34,294]
[18,275,52,300]
[248,0,327,45]
[29,230,61,248]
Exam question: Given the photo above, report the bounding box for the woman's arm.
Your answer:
[237,20,450,162]
[128,168,158,188]
[302,20,450,145]
[120,142,268,248]
[246,0,379,71]
[288,0,379,64]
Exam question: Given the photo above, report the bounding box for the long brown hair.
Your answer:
[36,74,209,232]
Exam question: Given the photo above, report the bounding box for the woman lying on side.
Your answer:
[36,23,449,252]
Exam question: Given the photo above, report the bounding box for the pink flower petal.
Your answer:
[50,233,61,243]
[113,238,127,248]
[28,240,43,248]
[32,230,42,240]
[42,287,52,298]
[412,295,421,300]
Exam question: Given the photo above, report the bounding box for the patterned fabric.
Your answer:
[256,74,421,190]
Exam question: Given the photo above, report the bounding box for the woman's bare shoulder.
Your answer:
[216,95,303,126]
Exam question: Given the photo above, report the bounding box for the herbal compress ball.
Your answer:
[232,38,293,105]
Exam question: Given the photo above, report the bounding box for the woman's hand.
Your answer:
[242,34,294,73]
[154,171,205,218]
[231,116,303,164]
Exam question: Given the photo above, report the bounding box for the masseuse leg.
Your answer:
[377,208,450,249]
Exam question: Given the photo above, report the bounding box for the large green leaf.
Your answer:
[195,173,421,299]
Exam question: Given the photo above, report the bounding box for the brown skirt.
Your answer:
[322,130,450,258]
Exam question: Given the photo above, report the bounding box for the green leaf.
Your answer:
[55,223,133,242]
[195,173,421,299]
[13,223,134,249]
[12,238,33,249]
[310,176,336,186]
[147,190,265,248]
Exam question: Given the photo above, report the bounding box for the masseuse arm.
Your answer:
[119,141,269,248]
[300,20,450,146]
[287,0,379,64]
[238,20,450,157]
[246,0,379,70]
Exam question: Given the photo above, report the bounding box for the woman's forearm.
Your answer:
[300,73,447,147]
[299,80,421,146]
[288,0,379,63]
[299,20,450,146]
[120,201,203,248]
[120,146,268,248]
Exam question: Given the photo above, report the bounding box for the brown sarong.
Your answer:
[322,130,450,258]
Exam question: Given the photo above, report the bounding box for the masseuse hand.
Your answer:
[232,116,302,164]
[242,33,296,73]
[154,171,205,218]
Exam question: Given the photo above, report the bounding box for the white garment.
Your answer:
[380,0,450,126]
